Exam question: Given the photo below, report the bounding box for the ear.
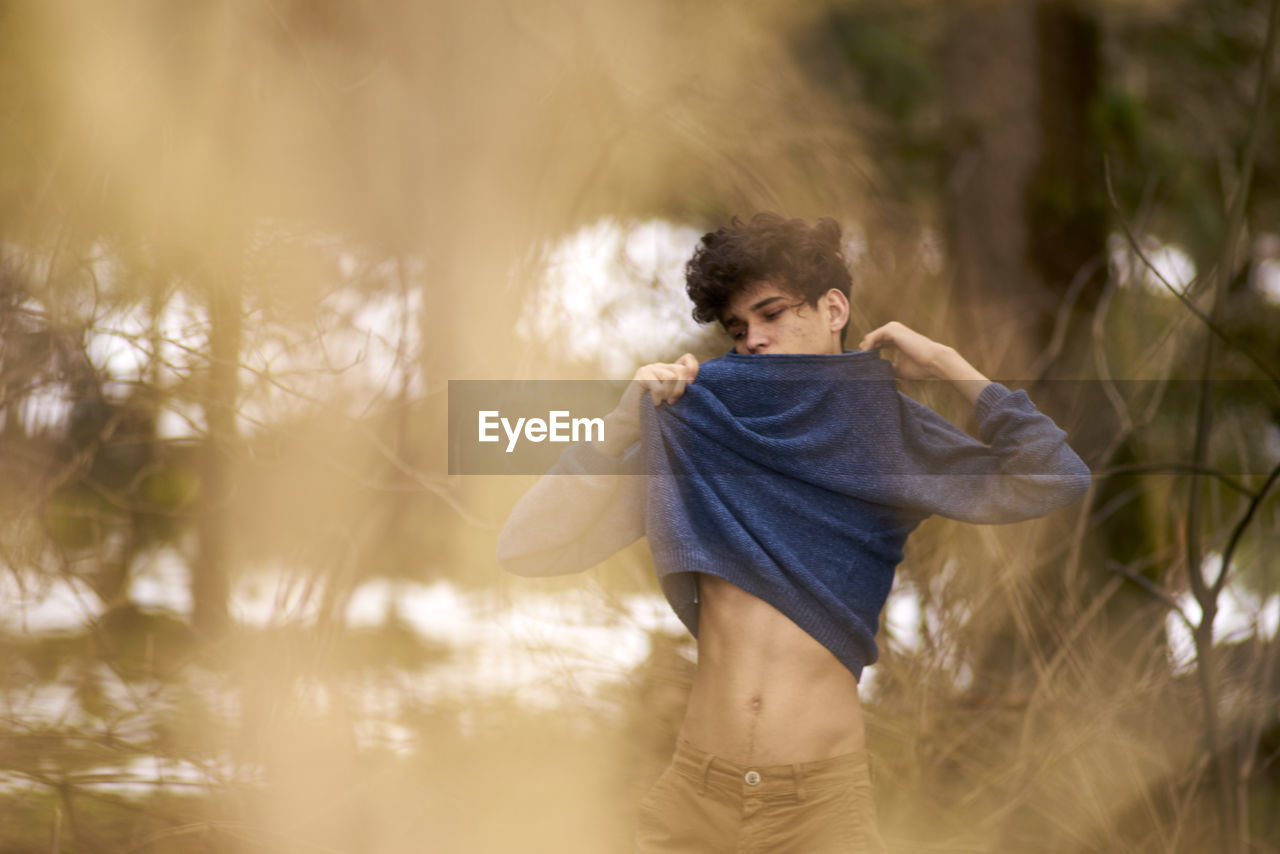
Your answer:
[822,288,849,333]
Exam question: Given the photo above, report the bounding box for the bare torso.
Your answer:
[676,573,867,766]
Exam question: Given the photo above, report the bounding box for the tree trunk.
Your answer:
[193,246,241,640]
[940,0,1163,685]
[941,1,1048,377]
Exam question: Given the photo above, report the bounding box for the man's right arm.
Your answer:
[496,441,646,577]
[495,353,699,577]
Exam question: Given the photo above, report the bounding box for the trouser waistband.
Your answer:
[669,738,872,802]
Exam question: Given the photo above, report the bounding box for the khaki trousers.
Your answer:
[634,739,888,853]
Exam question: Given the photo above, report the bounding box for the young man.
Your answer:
[498,213,1090,853]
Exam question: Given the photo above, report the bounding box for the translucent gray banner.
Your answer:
[447,379,1279,476]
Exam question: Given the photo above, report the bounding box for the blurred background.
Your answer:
[2,0,1279,851]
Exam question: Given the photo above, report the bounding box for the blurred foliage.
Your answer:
[0,0,1278,852]
[795,2,944,211]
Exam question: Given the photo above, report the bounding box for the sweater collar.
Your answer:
[711,348,892,379]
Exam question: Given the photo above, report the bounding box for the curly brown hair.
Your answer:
[684,212,853,343]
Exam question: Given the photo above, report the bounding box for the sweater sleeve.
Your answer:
[895,382,1091,524]
[496,441,646,577]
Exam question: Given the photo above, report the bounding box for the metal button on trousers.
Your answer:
[634,739,888,853]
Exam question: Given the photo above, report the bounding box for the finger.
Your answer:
[647,368,678,405]
[670,373,687,404]
[636,376,663,405]
[651,377,670,405]
[676,353,699,382]
[670,360,698,402]
[858,325,893,351]
[665,376,686,404]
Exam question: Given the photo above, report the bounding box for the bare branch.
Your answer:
[1102,157,1280,388]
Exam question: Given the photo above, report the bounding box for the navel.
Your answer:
[749,695,762,712]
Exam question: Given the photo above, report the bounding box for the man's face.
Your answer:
[721,281,845,355]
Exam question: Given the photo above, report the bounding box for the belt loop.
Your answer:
[792,763,806,802]
[697,754,715,796]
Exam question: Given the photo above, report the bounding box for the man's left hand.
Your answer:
[858,321,990,403]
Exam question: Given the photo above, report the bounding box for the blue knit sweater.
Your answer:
[638,349,1090,680]
[497,350,1091,681]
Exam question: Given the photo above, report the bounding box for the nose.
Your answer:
[745,325,770,353]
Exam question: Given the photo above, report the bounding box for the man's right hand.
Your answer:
[598,353,699,457]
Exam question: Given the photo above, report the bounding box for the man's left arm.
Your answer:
[858,321,989,402]
[860,322,1092,523]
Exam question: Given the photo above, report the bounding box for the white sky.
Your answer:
[517,217,716,375]
[4,221,1279,720]
[1165,553,1280,676]
[1109,233,1198,294]
[9,557,1276,714]
[10,233,425,441]
[14,222,1280,439]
